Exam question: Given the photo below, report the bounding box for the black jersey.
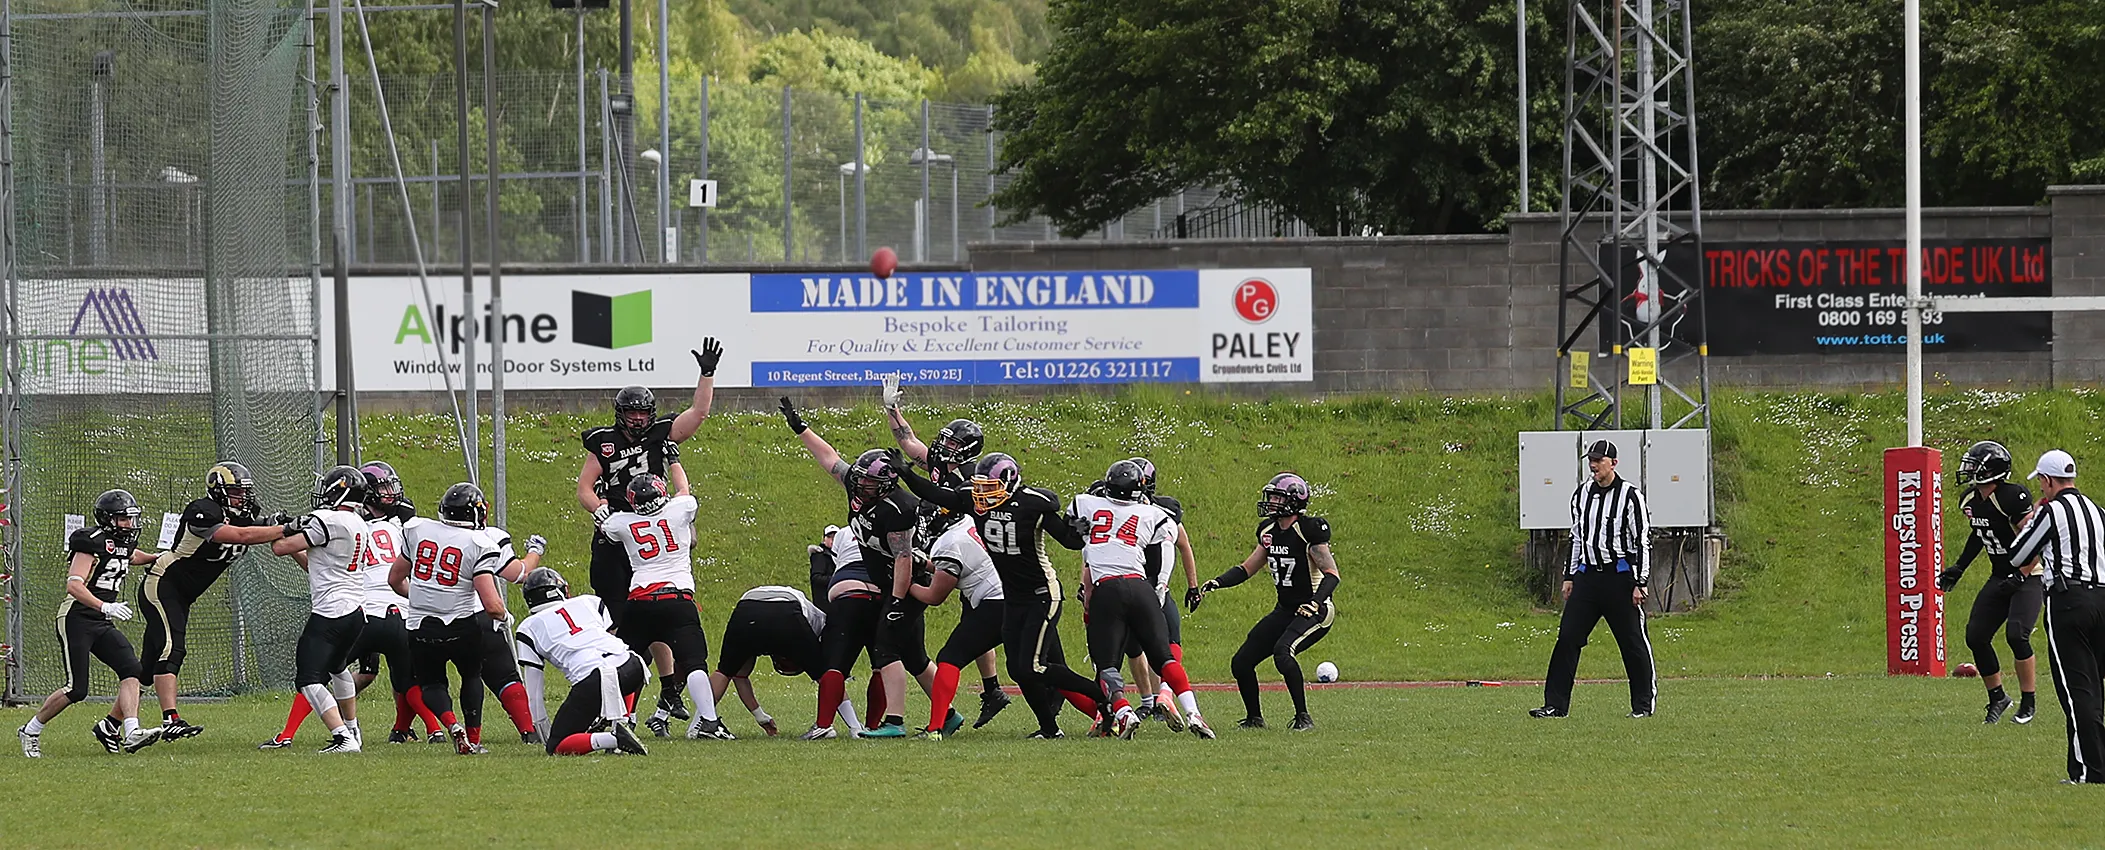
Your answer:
[1259,515,1332,607]
[848,488,919,590]
[62,527,135,617]
[1957,482,2034,577]
[901,467,1083,600]
[913,463,971,548]
[582,416,682,504]
[146,498,258,588]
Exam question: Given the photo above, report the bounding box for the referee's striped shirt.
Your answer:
[1568,476,1652,582]
[2010,487,2105,588]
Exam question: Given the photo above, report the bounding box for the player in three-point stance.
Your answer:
[514,568,651,756]
[1190,473,1340,732]
[708,584,857,737]
[266,466,377,753]
[136,461,292,741]
[1071,460,1215,740]
[882,375,1012,727]
[577,337,723,722]
[600,473,734,740]
[386,482,544,754]
[781,396,931,738]
[902,451,1106,738]
[18,490,190,757]
[1940,440,2044,725]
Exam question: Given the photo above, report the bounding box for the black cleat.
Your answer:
[1985,693,2014,724]
[974,689,1012,729]
[1289,712,1315,732]
[426,731,447,745]
[387,729,419,744]
[644,714,672,738]
[1529,706,1569,718]
[159,718,204,741]
[658,692,691,722]
[2016,700,2037,725]
[1629,709,1654,719]
[1236,716,1266,729]
[93,719,122,753]
[521,729,543,745]
[611,721,649,755]
[1025,729,1065,740]
[257,736,294,750]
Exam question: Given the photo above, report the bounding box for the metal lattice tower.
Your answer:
[1553,0,1709,431]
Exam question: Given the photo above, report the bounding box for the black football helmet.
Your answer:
[931,419,985,468]
[1102,460,1146,500]
[971,453,1022,513]
[206,461,257,518]
[361,460,405,510]
[614,385,657,441]
[521,567,570,610]
[95,488,143,546]
[1259,472,1311,517]
[313,465,367,510]
[1956,441,2013,486]
[625,474,671,516]
[438,482,489,528]
[1126,457,1158,497]
[846,449,903,514]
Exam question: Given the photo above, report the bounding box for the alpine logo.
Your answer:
[71,288,158,361]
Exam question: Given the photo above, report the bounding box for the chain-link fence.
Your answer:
[3,0,322,702]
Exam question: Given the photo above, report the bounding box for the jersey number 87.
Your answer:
[414,541,465,586]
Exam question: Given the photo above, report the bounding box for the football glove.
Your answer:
[591,504,613,527]
[1936,567,1964,593]
[779,397,807,435]
[1199,578,1222,595]
[102,601,133,621]
[881,374,903,410]
[692,337,723,377]
[1184,587,1206,612]
[524,534,548,556]
[280,517,311,539]
[883,596,907,622]
[1296,601,1321,618]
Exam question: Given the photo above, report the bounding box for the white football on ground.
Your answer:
[1315,661,1339,683]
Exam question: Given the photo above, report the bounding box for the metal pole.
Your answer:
[1639,0,1661,429]
[454,0,477,482]
[330,0,355,464]
[1904,0,1923,447]
[1517,0,1528,214]
[483,0,505,525]
[985,105,995,238]
[598,70,612,263]
[920,99,930,262]
[304,5,326,480]
[854,93,865,259]
[781,84,792,262]
[707,75,715,261]
[3,0,29,702]
[617,0,634,262]
[950,163,958,262]
[575,6,588,263]
[88,57,106,265]
[655,0,669,264]
[430,140,440,262]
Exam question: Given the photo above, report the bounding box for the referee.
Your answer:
[1532,439,1656,719]
[2007,449,2105,784]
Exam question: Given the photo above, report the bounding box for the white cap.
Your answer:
[823,524,841,537]
[2030,449,2077,480]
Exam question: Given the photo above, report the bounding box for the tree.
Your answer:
[991,0,1524,237]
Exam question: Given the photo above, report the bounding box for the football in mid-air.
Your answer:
[871,246,898,280]
[1315,661,1339,683]
[1953,662,1980,678]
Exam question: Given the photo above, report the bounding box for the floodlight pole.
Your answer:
[329,0,356,464]
[483,0,505,525]
[454,0,478,483]
[1903,0,1924,448]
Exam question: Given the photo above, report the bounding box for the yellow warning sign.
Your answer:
[1628,347,1658,385]
[1568,351,1590,389]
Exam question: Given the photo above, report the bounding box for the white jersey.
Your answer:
[361,515,411,616]
[296,507,370,618]
[929,522,1003,607]
[600,494,699,594]
[739,585,826,636]
[1067,493,1174,584]
[400,517,515,628]
[515,595,631,682]
[831,526,863,568]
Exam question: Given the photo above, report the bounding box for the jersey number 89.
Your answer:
[413,541,465,586]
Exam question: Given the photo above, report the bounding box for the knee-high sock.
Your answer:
[554,732,617,755]
[1060,689,1100,718]
[1169,643,1183,665]
[865,675,887,722]
[1019,681,1061,730]
[411,684,459,729]
[927,662,962,731]
[1159,660,1202,717]
[405,686,443,732]
[836,698,863,732]
[279,693,314,740]
[497,681,536,734]
[598,661,626,721]
[392,691,414,732]
[685,669,719,722]
[817,671,846,729]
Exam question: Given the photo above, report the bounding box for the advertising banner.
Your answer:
[323,269,1313,390]
[1884,446,1946,677]
[1705,238,2050,355]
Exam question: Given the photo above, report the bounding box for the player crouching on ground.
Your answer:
[1189,473,1340,732]
[708,584,849,737]
[515,568,650,756]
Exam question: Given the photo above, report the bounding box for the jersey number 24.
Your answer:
[1087,511,1141,547]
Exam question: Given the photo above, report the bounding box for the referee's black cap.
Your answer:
[1585,439,1617,460]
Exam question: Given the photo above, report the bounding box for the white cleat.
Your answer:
[798,724,838,741]
[686,718,737,741]
[121,727,163,754]
[318,732,362,754]
[19,726,41,759]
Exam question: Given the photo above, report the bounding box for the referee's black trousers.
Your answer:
[1543,569,1656,714]
[2044,585,2105,783]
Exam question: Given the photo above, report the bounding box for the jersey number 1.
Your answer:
[556,608,583,635]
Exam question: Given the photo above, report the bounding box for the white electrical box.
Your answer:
[1643,429,1713,527]
[1518,431,1581,529]
[1582,429,1646,506]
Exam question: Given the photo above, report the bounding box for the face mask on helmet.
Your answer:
[932,420,984,467]
[970,454,1020,513]
[1258,474,1310,517]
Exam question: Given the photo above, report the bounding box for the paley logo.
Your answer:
[393,290,654,353]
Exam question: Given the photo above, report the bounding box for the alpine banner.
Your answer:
[320,269,1313,391]
[1884,446,1946,677]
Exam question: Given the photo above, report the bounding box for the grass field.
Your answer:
[2,676,2095,847]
